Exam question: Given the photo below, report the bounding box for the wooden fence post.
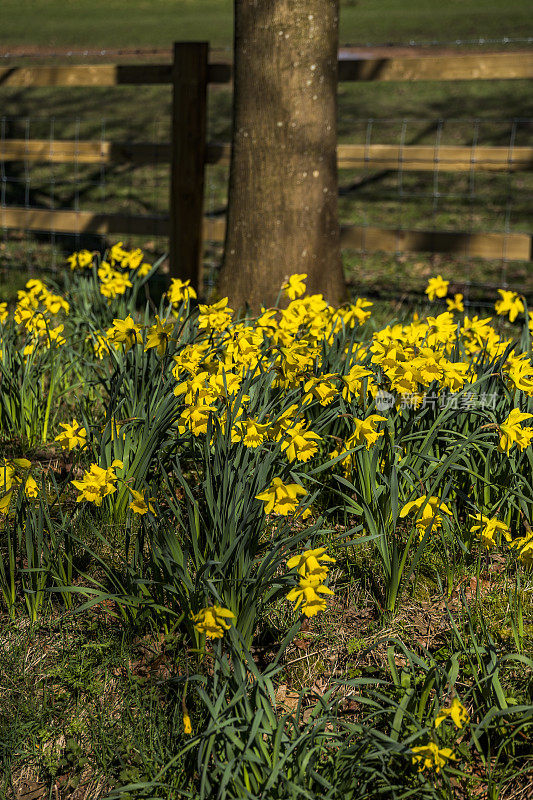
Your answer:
[169,41,209,293]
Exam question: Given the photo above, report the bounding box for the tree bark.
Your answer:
[217,0,347,311]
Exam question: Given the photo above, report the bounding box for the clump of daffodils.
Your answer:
[67,243,152,301]
[286,547,335,618]
[10,279,69,357]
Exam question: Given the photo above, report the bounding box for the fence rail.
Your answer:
[1,44,532,288]
[3,208,530,262]
[2,52,533,87]
[2,139,533,172]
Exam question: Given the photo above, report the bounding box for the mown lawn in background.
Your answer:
[2,0,531,49]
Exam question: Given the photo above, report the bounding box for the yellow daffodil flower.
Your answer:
[128,489,155,516]
[350,414,387,450]
[168,278,197,307]
[106,316,142,352]
[145,316,174,356]
[286,547,335,582]
[400,495,452,537]
[495,289,524,323]
[286,577,334,618]
[197,298,233,333]
[280,423,321,462]
[435,698,470,729]
[469,514,511,548]
[510,532,533,566]
[446,293,464,312]
[281,273,307,300]
[498,409,533,455]
[55,419,87,451]
[411,742,455,773]
[255,478,307,515]
[425,275,449,301]
[71,461,123,506]
[231,418,268,448]
[191,605,235,638]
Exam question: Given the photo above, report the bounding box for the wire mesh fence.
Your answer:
[0,42,531,305]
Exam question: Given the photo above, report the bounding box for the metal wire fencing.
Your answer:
[0,42,531,304]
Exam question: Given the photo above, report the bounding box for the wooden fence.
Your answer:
[1,44,532,290]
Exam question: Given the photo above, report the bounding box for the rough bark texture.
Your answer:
[217,0,347,311]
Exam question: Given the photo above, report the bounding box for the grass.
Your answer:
[0,612,190,798]
[1,0,531,50]
[1,562,531,798]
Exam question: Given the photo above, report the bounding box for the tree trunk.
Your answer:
[217,0,347,311]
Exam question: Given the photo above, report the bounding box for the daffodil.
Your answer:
[177,403,216,437]
[197,298,233,333]
[340,298,373,327]
[231,418,268,448]
[506,356,533,395]
[350,415,387,450]
[446,293,464,312]
[400,495,452,536]
[303,375,339,406]
[168,278,197,307]
[286,577,334,617]
[0,463,16,513]
[411,742,455,773]
[498,409,533,455]
[24,475,39,499]
[71,461,123,506]
[435,698,470,729]
[121,247,144,270]
[128,489,155,516]
[55,419,87,451]
[282,273,307,300]
[425,275,449,301]
[287,547,335,582]
[191,605,235,638]
[341,365,373,402]
[145,316,174,356]
[280,423,321,462]
[469,513,511,548]
[255,478,307,515]
[106,316,142,352]
[495,289,524,323]
[67,249,93,270]
[510,532,533,567]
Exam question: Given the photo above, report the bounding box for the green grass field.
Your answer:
[2,0,531,49]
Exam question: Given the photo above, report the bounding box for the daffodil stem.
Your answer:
[42,369,56,445]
